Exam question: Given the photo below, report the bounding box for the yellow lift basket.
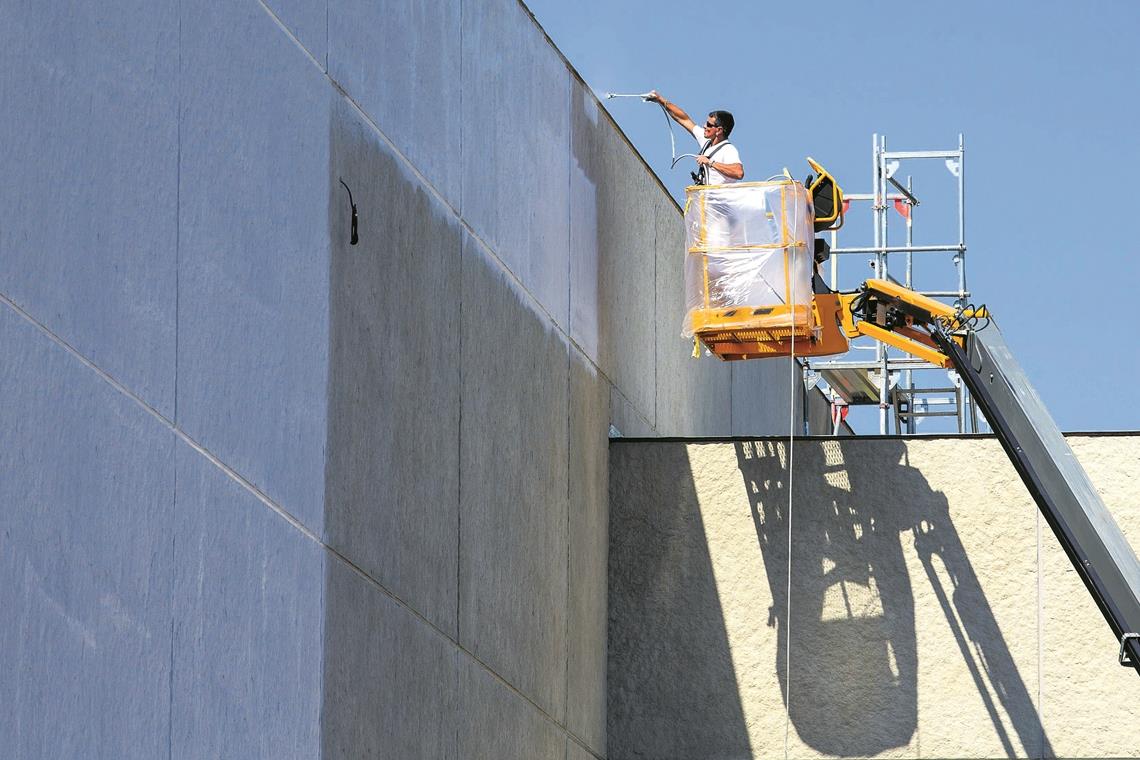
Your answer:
[682,160,847,361]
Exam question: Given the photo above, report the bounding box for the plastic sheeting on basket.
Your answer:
[681,181,813,338]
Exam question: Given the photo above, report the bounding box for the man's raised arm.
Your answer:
[646,91,696,133]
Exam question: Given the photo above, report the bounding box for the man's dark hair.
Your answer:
[711,110,734,137]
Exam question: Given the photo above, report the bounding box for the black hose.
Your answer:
[338,178,359,246]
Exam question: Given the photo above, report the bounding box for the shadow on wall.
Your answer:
[320,97,464,756]
[735,439,1052,757]
[608,443,752,758]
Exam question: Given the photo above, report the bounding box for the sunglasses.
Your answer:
[705,122,720,129]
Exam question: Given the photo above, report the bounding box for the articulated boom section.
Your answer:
[697,278,969,364]
[855,280,1140,673]
[693,278,981,364]
[843,279,965,367]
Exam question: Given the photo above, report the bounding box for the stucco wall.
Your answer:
[0,1,835,758]
[609,435,1140,759]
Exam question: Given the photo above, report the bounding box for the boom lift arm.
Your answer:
[845,280,1140,673]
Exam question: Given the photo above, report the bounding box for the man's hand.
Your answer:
[695,155,744,180]
[646,90,664,105]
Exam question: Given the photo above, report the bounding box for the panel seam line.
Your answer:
[456,3,465,757]
[167,455,177,760]
[174,0,182,425]
[0,291,603,752]
[563,70,573,739]
[259,0,674,431]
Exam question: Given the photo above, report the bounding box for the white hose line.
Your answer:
[604,91,698,170]
[784,204,800,760]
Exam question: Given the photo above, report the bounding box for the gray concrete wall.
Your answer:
[609,435,1140,759]
[0,1,824,758]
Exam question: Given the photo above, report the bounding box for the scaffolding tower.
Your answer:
[809,134,981,435]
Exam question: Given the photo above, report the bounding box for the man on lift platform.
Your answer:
[646,91,744,185]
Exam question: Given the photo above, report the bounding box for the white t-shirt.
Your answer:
[690,124,742,185]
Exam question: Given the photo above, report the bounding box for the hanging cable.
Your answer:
[782,184,802,759]
[604,92,700,169]
[934,301,990,335]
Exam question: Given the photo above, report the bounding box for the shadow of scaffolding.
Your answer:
[735,438,1052,757]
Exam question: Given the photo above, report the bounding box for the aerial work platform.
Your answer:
[676,160,1140,671]
[682,160,844,361]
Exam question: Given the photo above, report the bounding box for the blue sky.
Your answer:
[525,0,1140,432]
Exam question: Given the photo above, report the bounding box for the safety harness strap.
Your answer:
[694,139,733,184]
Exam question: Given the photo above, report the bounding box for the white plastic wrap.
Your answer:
[682,181,813,337]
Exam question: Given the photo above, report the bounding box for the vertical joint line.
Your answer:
[564,345,571,717]
[174,0,182,425]
[167,458,178,760]
[566,74,573,353]
[452,237,464,760]
[456,235,464,645]
[652,202,659,431]
[784,227,798,760]
[458,0,465,218]
[455,0,465,664]
[562,74,574,723]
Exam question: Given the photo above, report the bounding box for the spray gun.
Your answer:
[604,91,701,170]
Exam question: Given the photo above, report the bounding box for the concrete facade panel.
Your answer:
[0,3,178,417]
[566,352,609,754]
[170,442,323,760]
[731,358,796,435]
[1041,436,1140,758]
[462,0,570,328]
[326,97,461,634]
[0,307,175,759]
[459,236,569,720]
[321,557,460,759]
[653,193,733,436]
[177,1,330,533]
[568,89,604,363]
[569,85,657,419]
[458,658,565,760]
[329,0,461,207]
